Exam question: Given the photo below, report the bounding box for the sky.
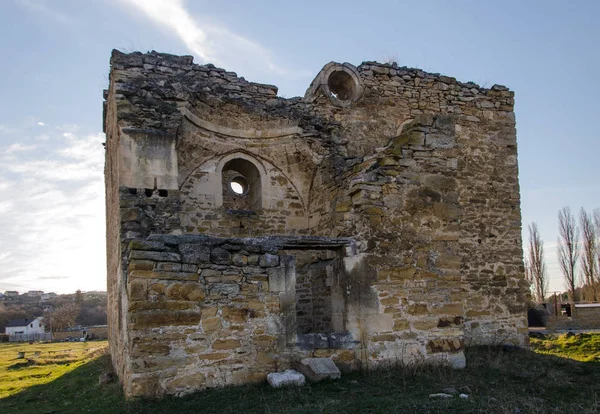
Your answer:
[0,0,599,294]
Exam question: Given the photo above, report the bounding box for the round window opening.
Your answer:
[229,175,249,196]
[327,70,356,101]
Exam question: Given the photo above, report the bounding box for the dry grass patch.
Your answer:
[0,341,107,399]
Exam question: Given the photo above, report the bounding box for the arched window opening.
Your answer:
[229,174,248,196]
[222,158,262,211]
[327,70,355,101]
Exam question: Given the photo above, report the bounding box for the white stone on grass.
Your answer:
[429,393,454,399]
[448,352,466,369]
[267,370,305,388]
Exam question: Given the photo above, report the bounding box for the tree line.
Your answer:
[526,207,600,303]
[0,290,107,333]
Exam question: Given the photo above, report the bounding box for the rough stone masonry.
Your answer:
[103,50,529,398]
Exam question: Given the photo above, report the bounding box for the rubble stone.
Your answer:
[267,370,306,388]
[298,358,341,382]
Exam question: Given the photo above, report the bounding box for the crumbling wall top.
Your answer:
[106,50,514,134]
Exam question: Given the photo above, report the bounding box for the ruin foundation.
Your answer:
[103,50,529,398]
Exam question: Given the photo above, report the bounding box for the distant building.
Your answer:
[40,292,57,302]
[4,291,19,298]
[85,291,107,298]
[26,290,44,297]
[5,317,45,335]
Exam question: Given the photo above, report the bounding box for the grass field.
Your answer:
[0,335,598,413]
[530,332,600,362]
[0,341,107,399]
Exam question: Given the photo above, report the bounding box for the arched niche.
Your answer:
[179,152,270,211]
[221,158,262,211]
[215,153,268,211]
[179,151,310,234]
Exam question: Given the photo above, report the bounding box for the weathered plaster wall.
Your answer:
[104,50,529,398]
[119,129,178,190]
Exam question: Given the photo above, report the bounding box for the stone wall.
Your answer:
[104,50,529,398]
[293,250,340,335]
[123,235,360,396]
[549,305,600,331]
[53,326,108,341]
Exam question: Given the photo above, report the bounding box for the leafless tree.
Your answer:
[594,208,600,282]
[524,257,532,293]
[579,208,598,301]
[526,222,548,302]
[524,257,536,302]
[43,303,81,333]
[558,207,580,302]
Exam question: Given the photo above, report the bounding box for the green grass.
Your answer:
[0,341,107,399]
[0,336,599,413]
[530,333,600,362]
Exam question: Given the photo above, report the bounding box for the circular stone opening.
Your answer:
[229,175,249,196]
[327,70,356,101]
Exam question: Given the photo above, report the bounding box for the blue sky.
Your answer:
[0,0,598,294]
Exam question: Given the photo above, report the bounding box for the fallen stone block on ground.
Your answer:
[267,370,306,388]
[429,393,454,399]
[297,358,341,382]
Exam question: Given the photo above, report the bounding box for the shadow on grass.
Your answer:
[0,355,127,414]
[1,347,599,414]
[7,358,81,370]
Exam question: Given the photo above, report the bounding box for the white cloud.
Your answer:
[4,132,103,182]
[37,121,45,126]
[4,143,37,153]
[116,0,290,76]
[0,127,106,293]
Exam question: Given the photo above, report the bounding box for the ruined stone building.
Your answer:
[103,50,529,397]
